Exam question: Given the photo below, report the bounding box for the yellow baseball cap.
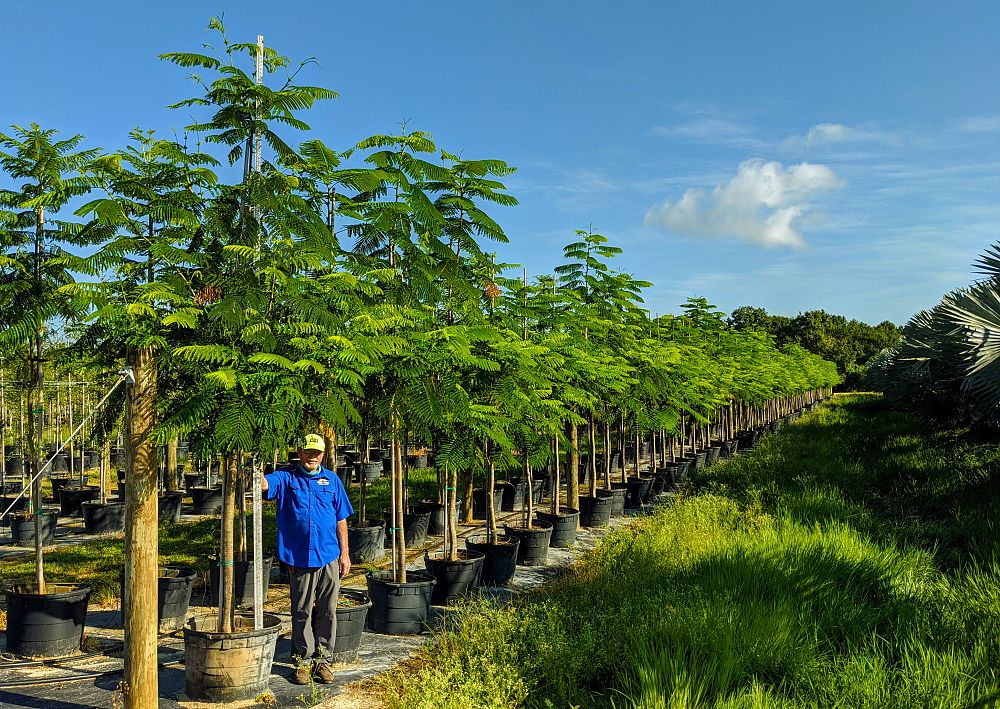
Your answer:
[299,433,326,452]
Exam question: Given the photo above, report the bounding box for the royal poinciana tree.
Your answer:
[0,124,97,592]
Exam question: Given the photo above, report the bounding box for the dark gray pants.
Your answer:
[289,560,341,660]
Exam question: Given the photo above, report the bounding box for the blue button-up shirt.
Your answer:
[264,464,354,569]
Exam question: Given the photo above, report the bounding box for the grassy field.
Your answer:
[376,395,1000,708]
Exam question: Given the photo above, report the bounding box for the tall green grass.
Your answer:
[377,396,1000,708]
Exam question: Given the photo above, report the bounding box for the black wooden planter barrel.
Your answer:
[10,511,58,547]
[121,565,198,632]
[184,611,281,702]
[331,589,372,663]
[424,550,485,604]
[190,486,223,515]
[159,492,184,523]
[578,494,613,527]
[81,501,126,534]
[4,583,91,657]
[209,555,274,607]
[348,520,386,564]
[535,508,579,548]
[365,570,435,635]
[383,506,431,548]
[504,521,554,566]
[465,535,519,586]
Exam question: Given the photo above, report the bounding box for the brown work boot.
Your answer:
[291,662,312,685]
[313,661,335,684]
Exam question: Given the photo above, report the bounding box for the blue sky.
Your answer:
[4,1,1000,325]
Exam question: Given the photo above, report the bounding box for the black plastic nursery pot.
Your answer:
[348,520,386,564]
[331,589,372,664]
[499,480,527,512]
[0,495,27,525]
[578,494,613,527]
[4,583,92,658]
[10,511,58,547]
[48,476,74,501]
[361,461,383,482]
[81,501,126,534]
[407,453,428,469]
[424,549,485,604]
[639,476,655,503]
[624,478,645,509]
[365,570,436,635]
[383,505,432,548]
[705,446,722,465]
[121,565,198,633]
[465,535,519,586]
[159,491,184,523]
[472,486,503,520]
[422,501,459,536]
[691,451,708,471]
[535,508,579,548]
[183,472,206,490]
[504,521,554,566]
[190,486,223,515]
[607,483,628,517]
[208,554,274,608]
[183,611,282,702]
[720,439,739,458]
[59,485,100,516]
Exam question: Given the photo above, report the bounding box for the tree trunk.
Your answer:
[447,465,458,561]
[219,451,237,633]
[484,442,497,544]
[588,414,598,497]
[566,421,579,510]
[165,437,178,492]
[123,345,159,707]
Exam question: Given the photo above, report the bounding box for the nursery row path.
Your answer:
[0,496,648,708]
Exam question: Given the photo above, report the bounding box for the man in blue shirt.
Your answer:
[263,433,354,685]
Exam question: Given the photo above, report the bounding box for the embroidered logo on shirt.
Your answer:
[317,478,330,486]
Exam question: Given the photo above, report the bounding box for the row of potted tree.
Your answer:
[0,20,840,703]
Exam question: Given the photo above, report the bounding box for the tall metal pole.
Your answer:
[251,32,265,632]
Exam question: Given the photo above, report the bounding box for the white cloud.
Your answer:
[784,122,899,151]
[956,116,1000,133]
[644,159,844,249]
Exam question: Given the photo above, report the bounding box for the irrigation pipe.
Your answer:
[0,368,133,520]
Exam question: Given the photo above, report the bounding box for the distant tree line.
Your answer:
[728,306,901,388]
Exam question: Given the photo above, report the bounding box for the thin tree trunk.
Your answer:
[166,438,178,492]
[567,420,579,509]
[447,464,458,561]
[588,414,598,497]
[392,428,407,583]
[219,451,237,633]
[123,345,159,707]
[484,441,497,544]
